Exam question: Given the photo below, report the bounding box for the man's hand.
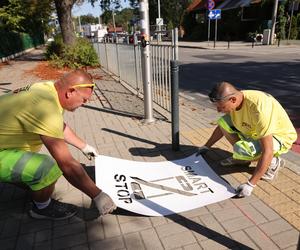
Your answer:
[195,146,209,156]
[93,191,117,215]
[236,181,256,197]
[81,144,99,160]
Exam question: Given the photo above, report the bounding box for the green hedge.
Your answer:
[0,31,44,58]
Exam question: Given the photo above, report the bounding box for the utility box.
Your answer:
[263,29,271,45]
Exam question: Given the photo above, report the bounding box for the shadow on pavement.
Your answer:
[101,128,254,176]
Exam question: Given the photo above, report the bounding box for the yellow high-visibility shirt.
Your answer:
[0,81,64,152]
[230,90,297,149]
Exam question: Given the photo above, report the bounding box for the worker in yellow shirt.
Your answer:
[198,82,297,197]
[0,69,116,220]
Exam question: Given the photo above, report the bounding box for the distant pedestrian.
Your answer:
[0,69,116,220]
[198,82,296,197]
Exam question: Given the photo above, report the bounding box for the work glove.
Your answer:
[195,146,209,156]
[93,191,117,216]
[81,144,99,160]
[236,180,256,197]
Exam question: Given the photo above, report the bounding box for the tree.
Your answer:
[54,0,78,45]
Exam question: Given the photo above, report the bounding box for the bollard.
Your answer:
[278,37,280,47]
[171,60,180,151]
[227,40,230,49]
[252,40,254,48]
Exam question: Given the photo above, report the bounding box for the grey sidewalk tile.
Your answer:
[35,229,52,243]
[123,232,145,250]
[229,231,259,250]
[52,232,87,249]
[221,216,254,233]
[248,200,281,221]
[90,235,125,250]
[237,204,268,225]
[213,207,244,222]
[71,244,90,250]
[205,203,223,212]
[86,219,105,242]
[140,228,164,250]
[244,226,280,250]
[199,234,236,250]
[150,216,168,227]
[1,219,21,238]
[271,230,300,249]
[102,215,122,238]
[20,218,52,234]
[15,233,35,250]
[283,246,299,250]
[186,216,209,242]
[199,214,226,235]
[53,221,86,238]
[155,221,188,238]
[0,237,17,250]
[34,240,52,250]
[161,231,197,250]
[259,218,294,236]
[179,207,210,219]
[119,217,152,234]
[183,243,203,250]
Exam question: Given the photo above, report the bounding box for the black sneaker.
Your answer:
[29,199,77,220]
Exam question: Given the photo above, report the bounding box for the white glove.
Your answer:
[236,180,256,197]
[81,144,99,160]
[195,146,209,156]
[93,192,117,215]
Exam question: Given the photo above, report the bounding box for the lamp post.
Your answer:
[270,0,279,45]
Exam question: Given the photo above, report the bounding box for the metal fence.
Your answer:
[92,32,178,112]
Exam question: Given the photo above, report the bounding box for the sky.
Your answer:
[72,1,131,17]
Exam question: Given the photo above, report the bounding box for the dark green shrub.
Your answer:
[46,36,99,68]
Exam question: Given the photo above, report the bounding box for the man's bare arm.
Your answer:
[249,134,274,185]
[40,135,100,198]
[63,123,86,149]
[205,126,224,147]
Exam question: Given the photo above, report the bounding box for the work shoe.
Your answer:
[29,199,77,220]
[220,156,251,167]
[261,157,285,181]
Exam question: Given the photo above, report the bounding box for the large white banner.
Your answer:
[95,154,236,216]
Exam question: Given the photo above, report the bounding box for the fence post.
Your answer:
[172,28,179,60]
[171,60,180,151]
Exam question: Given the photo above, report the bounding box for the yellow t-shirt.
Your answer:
[0,81,64,152]
[230,90,297,148]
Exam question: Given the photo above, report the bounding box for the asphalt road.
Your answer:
[178,46,300,128]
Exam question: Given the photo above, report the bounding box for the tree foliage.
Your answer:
[0,0,53,34]
[77,14,99,25]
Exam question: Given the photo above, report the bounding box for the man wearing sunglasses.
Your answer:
[198,82,296,197]
[0,69,116,220]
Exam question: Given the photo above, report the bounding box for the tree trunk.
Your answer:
[54,0,76,46]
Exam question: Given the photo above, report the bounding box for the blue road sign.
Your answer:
[208,9,221,20]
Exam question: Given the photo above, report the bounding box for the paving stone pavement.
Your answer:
[0,49,299,250]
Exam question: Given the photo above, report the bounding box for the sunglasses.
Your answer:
[71,83,95,90]
[209,93,236,103]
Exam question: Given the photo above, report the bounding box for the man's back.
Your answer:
[230,90,297,148]
[0,82,64,152]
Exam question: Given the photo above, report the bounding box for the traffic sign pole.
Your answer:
[208,18,210,45]
[214,19,217,48]
[207,0,215,46]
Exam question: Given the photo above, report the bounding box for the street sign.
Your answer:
[208,0,215,10]
[156,18,164,25]
[208,9,221,20]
